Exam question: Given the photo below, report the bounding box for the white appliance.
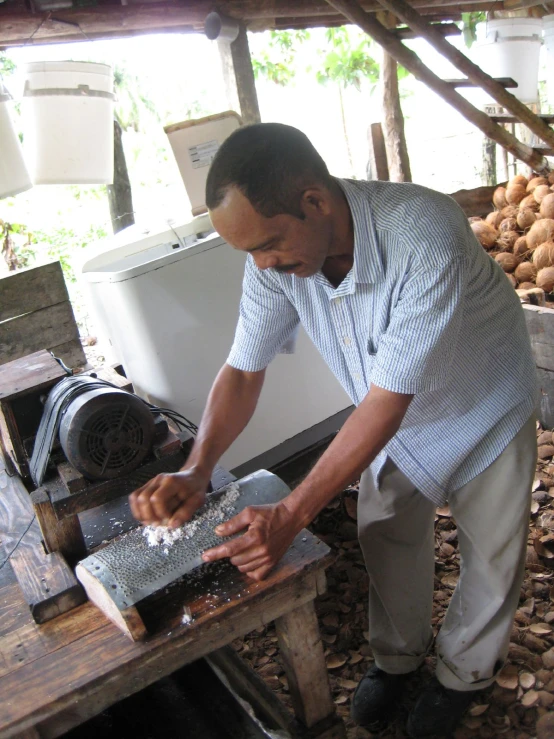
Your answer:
[82,217,352,475]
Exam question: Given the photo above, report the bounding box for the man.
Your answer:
[130,123,538,737]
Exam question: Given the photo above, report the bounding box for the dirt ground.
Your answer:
[232,421,554,739]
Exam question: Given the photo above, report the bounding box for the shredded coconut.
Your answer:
[181,606,193,625]
[142,481,242,548]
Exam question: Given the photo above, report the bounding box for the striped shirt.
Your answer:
[227,178,537,506]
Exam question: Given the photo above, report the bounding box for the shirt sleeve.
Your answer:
[227,255,300,372]
[370,254,466,394]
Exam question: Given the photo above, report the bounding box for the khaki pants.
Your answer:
[357,415,537,692]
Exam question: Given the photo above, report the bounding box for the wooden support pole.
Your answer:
[324,0,551,174]
[218,23,261,125]
[381,50,412,181]
[369,0,554,150]
[275,599,336,729]
[367,122,390,180]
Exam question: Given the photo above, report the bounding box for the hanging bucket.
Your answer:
[544,15,554,106]
[0,84,32,199]
[22,61,115,185]
[472,18,543,104]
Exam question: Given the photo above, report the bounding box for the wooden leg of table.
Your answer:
[31,488,86,562]
[275,599,339,732]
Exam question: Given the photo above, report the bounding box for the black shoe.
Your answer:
[407,678,483,738]
[350,665,414,726]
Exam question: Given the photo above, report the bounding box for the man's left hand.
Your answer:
[201,501,300,581]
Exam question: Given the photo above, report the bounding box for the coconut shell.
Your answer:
[485,211,503,229]
[497,230,519,252]
[500,205,518,219]
[471,221,498,249]
[515,262,537,283]
[517,209,536,231]
[499,217,518,233]
[549,173,554,186]
[534,185,551,204]
[520,194,540,212]
[540,193,554,220]
[495,252,519,272]
[513,236,529,258]
[527,219,554,250]
[510,175,528,188]
[506,184,527,206]
[537,267,554,293]
[533,241,554,270]
[493,187,508,210]
[518,281,536,290]
[527,177,548,192]
[505,273,517,287]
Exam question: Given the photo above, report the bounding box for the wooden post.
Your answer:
[31,487,87,562]
[324,0,551,174]
[217,23,261,125]
[367,122,390,180]
[381,50,412,181]
[275,599,336,729]
[370,0,554,151]
[482,137,496,186]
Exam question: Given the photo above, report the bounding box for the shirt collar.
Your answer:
[336,178,384,286]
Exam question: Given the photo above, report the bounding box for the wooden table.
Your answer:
[0,497,344,739]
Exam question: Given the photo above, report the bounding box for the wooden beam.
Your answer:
[367,122,390,180]
[490,114,554,125]
[394,21,461,38]
[443,77,517,88]
[228,22,261,125]
[370,0,554,151]
[324,0,551,174]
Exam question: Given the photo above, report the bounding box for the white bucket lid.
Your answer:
[23,60,112,76]
[476,17,543,44]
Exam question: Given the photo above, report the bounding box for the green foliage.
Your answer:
[0,53,16,78]
[113,63,160,131]
[32,224,108,282]
[252,30,310,86]
[315,27,379,91]
[461,12,487,48]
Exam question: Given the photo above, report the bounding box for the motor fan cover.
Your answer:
[59,387,156,480]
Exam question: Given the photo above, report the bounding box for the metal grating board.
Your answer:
[78,470,291,610]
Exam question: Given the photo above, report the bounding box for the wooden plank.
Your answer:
[370,0,554,152]
[94,365,133,392]
[394,21,461,38]
[325,0,551,175]
[367,122,390,181]
[0,462,85,624]
[523,304,554,373]
[0,532,333,737]
[448,182,507,217]
[47,338,86,371]
[0,302,82,367]
[537,368,554,430]
[275,598,336,729]
[0,262,68,323]
[0,350,65,402]
[48,448,187,518]
[442,77,517,88]
[490,114,554,125]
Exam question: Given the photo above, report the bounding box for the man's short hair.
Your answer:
[205,123,332,219]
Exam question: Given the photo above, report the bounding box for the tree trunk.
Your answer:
[107,119,134,235]
[381,50,412,182]
[338,84,355,175]
[482,137,496,186]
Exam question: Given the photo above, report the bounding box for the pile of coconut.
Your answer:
[470,173,554,295]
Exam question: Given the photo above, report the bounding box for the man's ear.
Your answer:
[300,187,332,217]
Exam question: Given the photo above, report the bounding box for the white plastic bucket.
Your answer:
[544,15,554,106]
[0,84,32,199]
[22,61,114,185]
[472,18,543,103]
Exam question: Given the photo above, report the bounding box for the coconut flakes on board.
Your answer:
[142,481,242,548]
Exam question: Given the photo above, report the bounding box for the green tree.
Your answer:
[252,30,310,86]
[314,27,380,174]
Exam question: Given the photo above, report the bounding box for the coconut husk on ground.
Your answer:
[234,422,554,739]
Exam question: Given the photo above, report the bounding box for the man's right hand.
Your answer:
[129,467,211,529]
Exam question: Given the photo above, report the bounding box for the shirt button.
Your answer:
[334,297,342,306]
[343,337,351,346]
[353,372,361,380]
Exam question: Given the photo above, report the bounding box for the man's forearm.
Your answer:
[184,363,266,475]
[284,384,413,528]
